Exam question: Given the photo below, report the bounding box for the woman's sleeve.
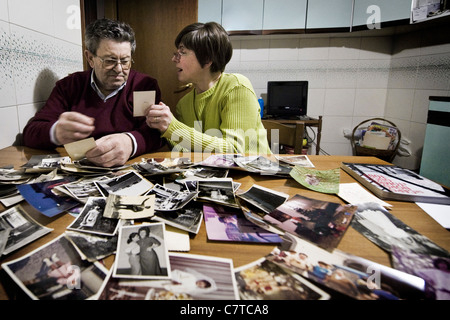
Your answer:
[162,86,260,153]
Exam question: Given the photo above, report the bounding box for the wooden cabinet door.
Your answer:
[116,0,197,112]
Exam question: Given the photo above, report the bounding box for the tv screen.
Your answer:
[265,81,308,118]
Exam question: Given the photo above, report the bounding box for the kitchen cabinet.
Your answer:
[306,0,353,31]
[222,0,264,33]
[263,0,307,32]
[198,0,222,24]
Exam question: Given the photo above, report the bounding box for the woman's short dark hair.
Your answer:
[175,22,232,73]
[85,18,136,55]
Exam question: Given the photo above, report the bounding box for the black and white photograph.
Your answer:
[237,184,289,214]
[0,204,53,255]
[99,252,238,300]
[113,223,170,279]
[65,230,118,262]
[197,178,238,208]
[103,194,155,220]
[66,197,120,237]
[61,175,109,202]
[134,157,192,176]
[234,155,292,176]
[95,171,153,197]
[276,155,315,167]
[351,203,450,257]
[152,201,203,234]
[1,235,108,300]
[146,184,197,211]
[20,154,69,173]
[178,165,229,180]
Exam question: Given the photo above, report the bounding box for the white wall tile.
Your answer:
[8,0,54,36]
[385,88,415,121]
[359,36,392,59]
[388,57,418,89]
[298,37,330,60]
[356,59,390,89]
[240,39,270,61]
[269,38,299,61]
[354,88,386,117]
[324,88,355,116]
[0,0,9,22]
[329,37,361,60]
[0,20,16,107]
[307,88,325,117]
[0,105,19,148]
[415,53,450,90]
[326,60,358,88]
[320,116,353,144]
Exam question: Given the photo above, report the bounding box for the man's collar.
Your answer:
[90,70,127,101]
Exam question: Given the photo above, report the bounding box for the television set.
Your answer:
[265,81,308,119]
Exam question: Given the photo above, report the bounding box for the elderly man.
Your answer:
[23,18,165,167]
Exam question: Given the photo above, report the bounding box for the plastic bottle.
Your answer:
[258,97,264,119]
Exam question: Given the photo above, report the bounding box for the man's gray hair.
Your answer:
[85,18,136,55]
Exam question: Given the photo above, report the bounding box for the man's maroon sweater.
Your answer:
[22,70,165,157]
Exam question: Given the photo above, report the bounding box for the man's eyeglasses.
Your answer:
[95,56,134,70]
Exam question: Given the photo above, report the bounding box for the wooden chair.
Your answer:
[351,118,401,163]
[262,120,305,154]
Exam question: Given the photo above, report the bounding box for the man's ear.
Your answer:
[85,50,95,69]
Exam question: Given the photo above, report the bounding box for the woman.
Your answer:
[145,22,271,155]
[137,226,163,276]
[125,232,141,275]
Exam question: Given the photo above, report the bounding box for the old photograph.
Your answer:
[146,184,197,211]
[152,201,203,234]
[235,257,329,300]
[113,223,170,280]
[1,235,108,300]
[197,178,238,208]
[237,184,289,214]
[95,171,153,197]
[99,252,238,300]
[103,194,155,220]
[264,194,357,251]
[66,197,120,236]
[0,205,53,255]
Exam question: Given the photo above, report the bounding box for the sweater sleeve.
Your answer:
[162,85,266,154]
[22,78,71,150]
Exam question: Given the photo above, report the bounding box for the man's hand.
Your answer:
[85,133,133,167]
[55,112,95,145]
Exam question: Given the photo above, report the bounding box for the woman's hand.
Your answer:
[145,102,173,133]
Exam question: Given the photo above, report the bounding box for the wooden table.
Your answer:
[0,146,449,300]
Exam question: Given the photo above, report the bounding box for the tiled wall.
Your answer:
[0,0,83,148]
[227,24,450,170]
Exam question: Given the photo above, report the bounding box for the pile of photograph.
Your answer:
[0,153,449,300]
